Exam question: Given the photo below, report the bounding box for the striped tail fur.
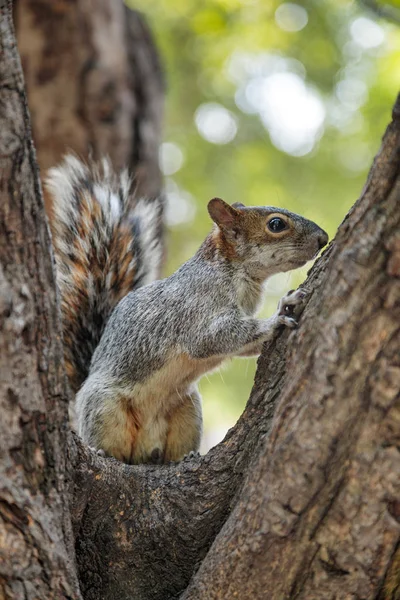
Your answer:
[46,155,163,392]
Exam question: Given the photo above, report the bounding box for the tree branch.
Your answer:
[358,0,400,25]
[125,7,165,200]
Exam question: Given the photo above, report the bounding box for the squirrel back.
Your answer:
[46,155,163,392]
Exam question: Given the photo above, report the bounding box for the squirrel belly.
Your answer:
[49,157,329,465]
[77,349,218,464]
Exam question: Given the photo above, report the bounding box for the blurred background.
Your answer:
[129,0,400,452]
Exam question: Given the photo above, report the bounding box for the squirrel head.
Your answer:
[207,198,328,278]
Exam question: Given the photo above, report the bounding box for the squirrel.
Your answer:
[47,155,328,465]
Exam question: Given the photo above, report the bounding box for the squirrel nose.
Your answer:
[317,230,329,250]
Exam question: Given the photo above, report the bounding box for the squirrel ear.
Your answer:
[208,198,240,229]
[231,202,245,209]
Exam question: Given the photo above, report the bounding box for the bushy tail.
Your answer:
[46,155,163,392]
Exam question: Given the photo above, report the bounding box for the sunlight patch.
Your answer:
[195,102,238,145]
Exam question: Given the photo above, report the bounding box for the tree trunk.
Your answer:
[1,1,399,599]
[0,1,80,596]
[14,0,164,207]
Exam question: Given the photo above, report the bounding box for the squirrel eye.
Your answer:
[267,217,287,233]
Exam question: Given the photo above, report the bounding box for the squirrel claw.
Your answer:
[277,315,298,329]
[168,451,201,466]
[183,450,201,460]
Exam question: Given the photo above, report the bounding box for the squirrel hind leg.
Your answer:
[163,388,203,463]
[77,383,142,465]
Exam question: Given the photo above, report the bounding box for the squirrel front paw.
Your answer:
[272,288,309,330]
[278,288,309,319]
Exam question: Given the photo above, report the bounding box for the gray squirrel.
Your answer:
[47,155,328,464]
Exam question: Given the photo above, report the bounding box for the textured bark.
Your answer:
[0,1,80,597]
[14,0,164,206]
[2,1,400,598]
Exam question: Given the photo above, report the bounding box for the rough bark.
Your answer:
[0,1,80,597]
[2,1,400,598]
[14,0,164,207]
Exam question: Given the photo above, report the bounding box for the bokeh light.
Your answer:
[164,178,196,227]
[195,102,238,144]
[275,3,308,33]
[255,72,325,156]
[159,142,184,175]
[350,17,386,49]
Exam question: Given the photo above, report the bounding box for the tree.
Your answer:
[1,1,399,599]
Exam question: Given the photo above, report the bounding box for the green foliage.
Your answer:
[129,0,400,450]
